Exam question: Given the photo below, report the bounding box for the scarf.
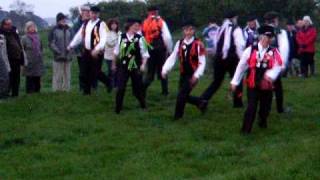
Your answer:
[219,19,233,59]
[27,32,41,56]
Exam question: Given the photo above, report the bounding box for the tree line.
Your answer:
[69,0,320,31]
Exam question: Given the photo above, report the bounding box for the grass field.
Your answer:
[0,31,319,179]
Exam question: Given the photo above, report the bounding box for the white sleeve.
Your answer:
[193,46,206,79]
[69,24,84,48]
[230,47,250,85]
[94,21,107,52]
[233,27,246,59]
[1,37,11,72]
[265,49,282,81]
[139,37,150,60]
[161,22,173,53]
[278,30,289,69]
[162,41,179,75]
[113,34,121,57]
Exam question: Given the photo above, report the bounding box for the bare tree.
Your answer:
[9,0,34,15]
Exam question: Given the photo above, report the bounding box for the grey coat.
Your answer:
[48,25,73,62]
[0,34,10,97]
[21,34,45,77]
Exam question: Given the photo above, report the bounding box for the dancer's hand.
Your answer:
[67,46,73,52]
[264,75,273,83]
[190,76,198,87]
[140,63,146,72]
[161,72,167,79]
[230,84,237,92]
[91,50,100,58]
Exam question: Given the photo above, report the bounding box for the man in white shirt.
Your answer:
[199,11,246,112]
[142,6,173,96]
[264,11,290,113]
[161,21,206,120]
[243,15,259,48]
[68,6,109,95]
[230,25,283,134]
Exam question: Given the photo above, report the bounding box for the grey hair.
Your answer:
[24,21,38,33]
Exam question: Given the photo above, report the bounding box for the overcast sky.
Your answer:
[1,0,104,18]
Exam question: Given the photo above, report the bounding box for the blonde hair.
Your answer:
[24,21,38,33]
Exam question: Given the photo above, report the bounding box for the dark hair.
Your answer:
[124,18,140,32]
[1,18,11,28]
[107,19,119,32]
[147,6,159,12]
[264,11,280,23]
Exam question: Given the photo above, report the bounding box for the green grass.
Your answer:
[0,31,319,179]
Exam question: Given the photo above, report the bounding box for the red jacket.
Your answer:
[296,26,317,54]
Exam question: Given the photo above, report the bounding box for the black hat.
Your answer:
[264,11,280,22]
[126,18,141,24]
[247,14,257,22]
[56,13,66,22]
[125,18,141,31]
[224,10,237,19]
[90,6,101,13]
[258,25,275,37]
[182,20,195,28]
[147,6,159,12]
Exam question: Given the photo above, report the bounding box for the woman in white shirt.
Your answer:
[104,19,120,92]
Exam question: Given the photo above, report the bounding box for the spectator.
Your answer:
[296,16,317,77]
[104,19,120,92]
[21,21,45,94]
[49,13,73,92]
[0,18,26,97]
[0,33,10,99]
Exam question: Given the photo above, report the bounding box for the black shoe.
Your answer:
[233,104,244,108]
[240,130,251,135]
[162,91,169,96]
[107,87,113,93]
[174,114,183,120]
[258,121,267,129]
[198,100,208,114]
[278,107,292,114]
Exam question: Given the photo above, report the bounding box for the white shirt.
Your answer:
[162,37,206,79]
[230,43,282,86]
[161,21,173,53]
[113,33,150,60]
[276,29,289,69]
[69,18,107,52]
[267,24,289,70]
[218,19,246,59]
[104,31,120,60]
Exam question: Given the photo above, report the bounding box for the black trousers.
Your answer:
[82,50,110,95]
[144,47,168,95]
[273,77,284,113]
[9,61,21,97]
[174,75,202,119]
[115,67,146,113]
[242,88,273,133]
[26,76,41,94]
[77,56,86,91]
[201,57,243,107]
[300,52,315,77]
